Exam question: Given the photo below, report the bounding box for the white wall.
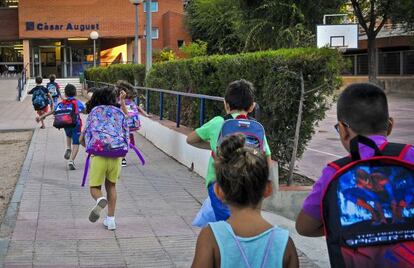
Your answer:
[138,116,211,178]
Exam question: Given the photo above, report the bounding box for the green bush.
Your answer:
[145,48,344,166]
[85,64,146,86]
[84,48,344,166]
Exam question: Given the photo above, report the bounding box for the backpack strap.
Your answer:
[328,156,352,171]
[222,114,233,120]
[81,154,92,187]
[328,142,412,171]
[129,143,145,165]
[382,142,412,159]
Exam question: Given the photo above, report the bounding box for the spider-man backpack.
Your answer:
[322,136,414,268]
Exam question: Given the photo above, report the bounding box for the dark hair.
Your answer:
[49,74,56,82]
[64,84,77,97]
[35,76,42,84]
[214,134,269,207]
[337,83,389,135]
[85,86,118,114]
[224,79,255,111]
[116,80,137,98]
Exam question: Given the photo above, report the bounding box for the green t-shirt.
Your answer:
[195,113,271,186]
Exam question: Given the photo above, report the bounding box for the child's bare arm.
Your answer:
[79,132,85,147]
[295,210,324,237]
[137,106,150,117]
[37,109,54,122]
[191,226,216,268]
[283,237,299,268]
[119,90,129,115]
[187,131,211,150]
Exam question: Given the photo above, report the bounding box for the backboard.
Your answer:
[316,24,359,49]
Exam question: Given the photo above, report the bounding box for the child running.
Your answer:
[80,86,128,230]
[115,80,149,167]
[187,79,272,222]
[46,74,61,108]
[37,84,86,170]
[29,76,52,129]
[192,134,298,268]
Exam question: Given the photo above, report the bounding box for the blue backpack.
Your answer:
[32,87,48,110]
[217,114,265,151]
[322,135,414,268]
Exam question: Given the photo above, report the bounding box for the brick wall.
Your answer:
[18,0,187,40]
[0,8,19,41]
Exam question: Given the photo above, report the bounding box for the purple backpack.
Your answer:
[81,105,145,186]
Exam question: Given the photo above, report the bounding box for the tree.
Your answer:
[185,0,244,54]
[349,0,414,83]
[186,0,320,54]
[238,1,314,51]
[179,40,208,58]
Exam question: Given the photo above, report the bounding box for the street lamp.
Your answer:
[89,31,99,67]
[130,0,143,64]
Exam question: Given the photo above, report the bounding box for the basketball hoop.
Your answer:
[316,18,358,49]
[335,46,348,53]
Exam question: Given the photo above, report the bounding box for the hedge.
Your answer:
[85,64,146,86]
[85,48,344,166]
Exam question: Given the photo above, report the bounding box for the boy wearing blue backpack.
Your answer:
[29,76,52,129]
[187,79,272,222]
[296,83,414,267]
[37,84,86,170]
[46,74,61,108]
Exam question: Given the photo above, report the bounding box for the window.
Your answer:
[144,27,159,40]
[143,1,158,12]
[177,40,185,48]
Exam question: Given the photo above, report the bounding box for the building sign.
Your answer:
[25,22,100,32]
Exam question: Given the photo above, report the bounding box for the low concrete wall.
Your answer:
[263,190,309,221]
[342,76,414,94]
[137,116,308,220]
[138,116,211,179]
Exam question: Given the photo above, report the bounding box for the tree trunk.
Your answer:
[367,35,378,84]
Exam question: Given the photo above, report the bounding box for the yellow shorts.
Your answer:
[89,156,122,187]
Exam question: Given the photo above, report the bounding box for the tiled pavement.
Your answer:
[0,85,320,267]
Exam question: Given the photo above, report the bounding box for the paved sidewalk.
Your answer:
[0,80,37,131]
[0,96,321,267]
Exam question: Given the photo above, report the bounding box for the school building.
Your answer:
[0,0,191,78]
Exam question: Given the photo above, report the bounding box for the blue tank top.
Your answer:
[209,221,289,268]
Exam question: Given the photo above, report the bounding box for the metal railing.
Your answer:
[343,50,414,76]
[17,63,29,101]
[85,80,224,128]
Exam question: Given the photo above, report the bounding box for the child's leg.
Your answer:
[129,133,135,146]
[90,186,103,201]
[63,129,72,160]
[105,180,117,217]
[88,156,108,223]
[37,110,45,128]
[105,158,122,217]
[71,145,79,161]
[69,125,81,161]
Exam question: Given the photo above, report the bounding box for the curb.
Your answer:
[0,128,37,267]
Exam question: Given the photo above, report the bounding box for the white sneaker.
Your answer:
[68,160,76,170]
[103,216,116,230]
[89,197,107,223]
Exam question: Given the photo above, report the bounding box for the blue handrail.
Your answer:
[17,63,29,101]
[85,80,224,128]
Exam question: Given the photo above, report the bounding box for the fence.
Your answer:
[85,80,225,128]
[17,63,29,101]
[343,50,414,76]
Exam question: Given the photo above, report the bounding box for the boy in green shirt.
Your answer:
[187,79,272,221]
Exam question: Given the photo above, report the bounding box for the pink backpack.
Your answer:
[81,105,145,186]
